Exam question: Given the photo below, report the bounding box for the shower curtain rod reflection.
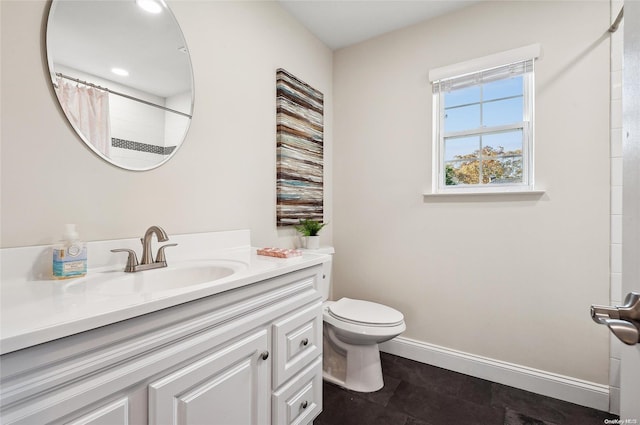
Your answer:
[54,73,192,118]
[609,7,624,33]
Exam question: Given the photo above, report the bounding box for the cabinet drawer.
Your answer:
[272,357,322,425]
[272,302,322,387]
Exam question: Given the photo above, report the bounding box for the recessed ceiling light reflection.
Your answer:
[136,0,164,14]
[111,68,129,77]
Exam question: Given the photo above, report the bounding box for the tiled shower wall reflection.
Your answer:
[608,0,624,415]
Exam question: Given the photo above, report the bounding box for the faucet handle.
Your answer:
[111,249,139,272]
[155,243,178,263]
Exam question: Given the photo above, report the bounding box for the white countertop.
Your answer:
[0,230,328,355]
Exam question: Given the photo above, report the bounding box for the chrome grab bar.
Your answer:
[591,292,640,345]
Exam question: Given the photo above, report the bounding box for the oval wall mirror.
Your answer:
[46,0,194,171]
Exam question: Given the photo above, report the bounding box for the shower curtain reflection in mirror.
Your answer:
[55,76,111,158]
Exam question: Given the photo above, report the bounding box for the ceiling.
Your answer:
[278,0,481,50]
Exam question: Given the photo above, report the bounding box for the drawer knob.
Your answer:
[301,400,309,409]
[301,338,309,346]
[260,351,269,360]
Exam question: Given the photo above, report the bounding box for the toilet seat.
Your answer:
[328,298,404,327]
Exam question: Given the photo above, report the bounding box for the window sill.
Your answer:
[423,190,545,198]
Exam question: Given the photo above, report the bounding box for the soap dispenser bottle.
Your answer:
[52,224,87,279]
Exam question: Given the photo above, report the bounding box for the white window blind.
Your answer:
[432,59,534,94]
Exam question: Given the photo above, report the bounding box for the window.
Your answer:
[430,46,538,194]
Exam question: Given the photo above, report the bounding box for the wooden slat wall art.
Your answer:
[276,69,324,226]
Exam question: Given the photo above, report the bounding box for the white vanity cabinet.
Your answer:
[0,266,324,425]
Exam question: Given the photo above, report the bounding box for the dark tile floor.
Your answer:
[315,353,618,425]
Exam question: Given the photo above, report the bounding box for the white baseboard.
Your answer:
[379,336,610,412]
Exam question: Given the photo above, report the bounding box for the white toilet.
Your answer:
[315,247,406,393]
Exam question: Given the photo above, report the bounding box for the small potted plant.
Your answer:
[295,219,327,250]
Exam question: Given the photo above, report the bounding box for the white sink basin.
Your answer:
[63,260,247,296]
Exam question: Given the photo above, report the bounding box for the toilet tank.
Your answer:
[311,246,334,301]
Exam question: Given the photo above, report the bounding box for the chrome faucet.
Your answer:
[141,225,169,265]
[111,226,177,272]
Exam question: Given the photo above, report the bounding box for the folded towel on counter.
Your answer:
[257,247,302,258]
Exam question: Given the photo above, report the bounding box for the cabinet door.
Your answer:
[149,329,270,425]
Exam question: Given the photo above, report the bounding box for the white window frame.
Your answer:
[429,44,540,194]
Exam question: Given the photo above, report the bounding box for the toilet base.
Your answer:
[323,326,384,392]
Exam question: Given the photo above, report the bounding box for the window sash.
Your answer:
[443,122,525,139]
[444,94,523,113]
[443,125,528,186]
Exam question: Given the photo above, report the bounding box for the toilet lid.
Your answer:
[328,298,404,326]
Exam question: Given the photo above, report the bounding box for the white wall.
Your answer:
[0,0,333,249]
[333,0,611,386]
